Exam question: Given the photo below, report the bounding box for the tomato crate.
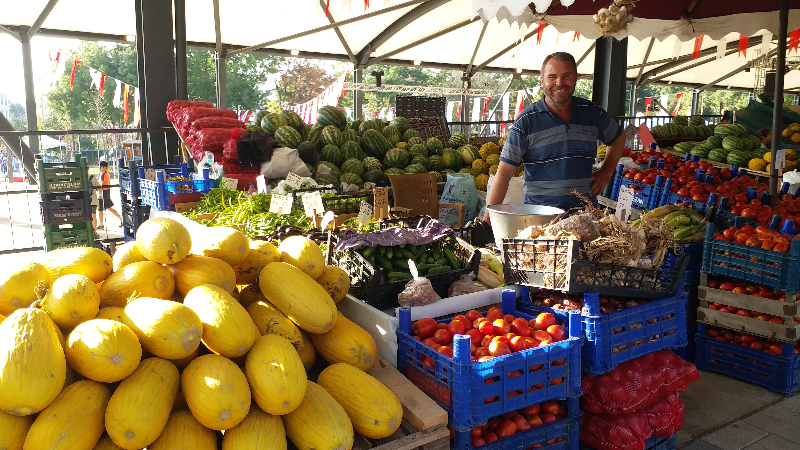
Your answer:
[609,164,665,211]
[43,221,95,252]
[117,157,192,197]
[518,288,688,375]
[658,186,718,214]
[695,323,800,395]
[710,190,777,230]
[502,238,688,299]
[397,291,582,430]
[451,398,580,450]
[700,223,800,292]
[39,191,91,225]
[36,157,89,194]
[579,434,675,450]
[138,168,212,211]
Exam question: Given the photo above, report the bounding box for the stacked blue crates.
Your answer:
[36,156,95,252]
[397,289,583,450]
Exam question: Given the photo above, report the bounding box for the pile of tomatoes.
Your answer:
[464,401,568,447]
[411,308,567,363]
[720,194,800,228]
[706,276,787,300]
[631,149,681,167]
[704,326,799,355]
[530,289,650,315]
[622,159,739,204]
[713,224,796,253]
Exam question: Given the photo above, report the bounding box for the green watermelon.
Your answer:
[714,123,739,137]
[360,129,391,161]
[320,144,345,167]
[306,163,316,178]
[673,116,688,126]
[316,161,341,179]
[458,145,480,166]
[297,141,319,165]
[408,144,428,158]
[689,116,704,127]
[722,136,744,152]
[342,128,359,143]
[390,117,409,134]
[359,120,379,135]
[307,127,324,150]
[322,125,343,147]
[727,150,749,167]
[317,106,347,130]
[403,129,419,141]
[340,158,365,177]
[746,135,762,150]
[403,164,426,174]
[428,155,444,171]
[362,157,383,172]
[370,119,385,133]
[705,135,723,148]
[261,114,287,135]
[300,122,311,141]
[426,137,444,155]
[411,156,430,170]
[396,142,408,150]
[362,170,390,187]
[407,136,423,147]
[441,148,463,170]
[341,141,364,160]
[350,119,363,134]
[385,167,404,175]
[315,174,339,186]
[253,110,269,126]
[708,148,728,163]
[437,170,454,182]
[449,133,468,149]
[690,147,710,158]
[274,126,302,148]
[383,126,401,146]
[279,109,303,130]
[383,148,409,169]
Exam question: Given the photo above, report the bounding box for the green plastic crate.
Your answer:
[36,157,89,194]
[43,221,95,252]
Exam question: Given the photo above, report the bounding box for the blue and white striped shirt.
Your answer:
[500,97,622,210]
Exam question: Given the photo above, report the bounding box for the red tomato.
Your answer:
[523,336,539,349]
[510,318,532,337]
[520,404,540,417]
[546,325,567,342]
[470,427,483,438]
[509,335,527,353]
[433,329,451,345]
[532,330,553,345]
[474,347,491,359]
[478,320,496,336]
[466,310,483,323]
[540,412,558,424]
[453,315,473,332]
[412,318,438,339]
[483,432,498,444]
[485,307,503,322]
[533,312,556,331]
[750,341,764,350]
[489,340,511,357]
[493,319,511,335]
[438,346,453,358]
[448,320,466,336]
[495,419,517,439]
[471,438,486,447]
[541,400,560,415]
[719,282,735,291]
[512,415,531,432]
[465,329,484,346]
[527,415,543,428]
[736,309,752,318]
[707,280,720,289]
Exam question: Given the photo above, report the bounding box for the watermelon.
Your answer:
[261,113,287,135]
[370,119,386,133]
[341,141,364,160]
[383,148,409,168]
[390,117,409,134]
[307,126,324,149]
[342,128,359,143]
[320,144,345,167]
[359,120,379,135]
[673,116,688,126]
[408,144,428,158]
[437,170,454,182]
[350,119,363,134]
[317,105,347,130]
[690,147,710,158]
[340,158,365,177]
[306,163,316,178]
[322,125,343,147]
[362,170,390,187]
[428,155,444,171]
[458,145,480,166]
[316,161,341,180]
[727,150,749,167]
[722,136,744,152]
[385,167,404,175]
[297,141,319,165]
[411,156,430,170]
[315,174,339,186]
[403,129,419,141]
[274,125,302,148]
[299,122,310,141]
[279,109,303,130]
[705,135,723,148]
[441,148,463,170]
[426,137,444,155]
[361,129,391,160]
[714,123,739,137]
[708,148,728,163]
[383,126,401,146]
[449,133,468,149]
[407,136,423,147]
[404,164,426,174]
[362,157,383,172]
[689,116,704,127]
[253,110,268,126]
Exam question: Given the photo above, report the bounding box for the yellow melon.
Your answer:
[112,241,147,271]
[221,405,286,450]
[278,236,324,279]
[124,297,203,360]
[0,409,32,450]
[105,357,179,450]
[232,240,281,285]
[171,344,200,370]
[136,217,192,265]
[258,262,337,334]
[283,381,354,450]
[182,354,251,430]
[183,284,258,358]
[42,247,113,283]
[92,435,126,450]
[96,306,128,323]
[310,312,377,371]
[245,334,307,416]
[247,300,304,350]
[237,284,266,309]
[41,274,101,329]
[315,265,350,303]
[191,226,251,266]
[297,330,317,372]
[22,380,110,450]
[148,409,217,450]
[0,262,50,316]
[65,319,142,383]
[99,261,175,308]
[0,313,5,326]
[0,307,66,416]
[168,255,236,296]
[318,363,403,439]
[172,389,188,411]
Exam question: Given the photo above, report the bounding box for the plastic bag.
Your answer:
[440,173,480,226]
[783,170,800,197]
[398,276,441,307]
[272,178,317,196]
[486,174,525,204]
[198,151,225,180]
[340,181,360,193]
[646,392,684,438]
[260,147,310,180]
[448,272,487,297]
[579,409,652,450]
[545,212,599,241]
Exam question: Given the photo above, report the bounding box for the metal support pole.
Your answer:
[690,89,700,116]
[353,67,363,120]
[174,0,188,100]
[0,112,37,182]
[592,37,628,117]
[134,0,149,164]
[770,0,789,202]
[629,85,637,116]
[19,27,39,156]
[795,94,799,106]
[215,52,227,109]
[460,93,468,136]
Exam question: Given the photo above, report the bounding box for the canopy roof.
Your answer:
[2,0,799,92]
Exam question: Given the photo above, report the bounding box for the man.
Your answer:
[484,52,626,222]
[97,160,122,229]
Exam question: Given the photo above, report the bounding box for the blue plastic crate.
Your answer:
[123,226,136,242]
[695,323,800,395]
[452,398,580,450]
[700,223,800,292]
[518,289,687,375]
[579,434,675,450]
[138,169,212,211]
[397,290,582,431]
[118,156,192,197]
[609,165,665,211]
[120,192,150,231]
[658,186,718,214]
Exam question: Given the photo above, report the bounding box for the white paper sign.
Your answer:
[363,182,376,190]
[144,168,166,181]
[775,149,786,171]
[220,177,239,190]
[285,172,303,189]
[302,191,325,218]
[357,201,373,226]
[373,187,389,220]
[269,194,292,215]
[615,186,635,221]
[321,210,336,230]
[256,175,267,193]
[624,124,640,141]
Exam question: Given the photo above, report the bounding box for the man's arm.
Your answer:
[590,133,626,196]
[482,161,517,224]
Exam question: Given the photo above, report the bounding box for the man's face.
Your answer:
[100,166,107,173]
[541,59,576,107]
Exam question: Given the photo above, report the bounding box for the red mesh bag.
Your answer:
[167,100,214,122]
[190,116,246,133]
[179,107,237,129]
[580,409,652,450]
[646,392,684,438]
[222,128,246,163]
[581,349,700,414]
[188,128,246,153]
[221,161,260,175]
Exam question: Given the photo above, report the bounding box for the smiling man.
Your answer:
[484,52,626,221]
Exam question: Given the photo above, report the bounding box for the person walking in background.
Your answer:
[97,161,121,229]
[89,173,100,233]
[756,128,772,148]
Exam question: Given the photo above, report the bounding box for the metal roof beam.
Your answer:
[466,21,489,76]
[697,48,778,92]
[469,26,540,77]
[29,0,59,37]
[649,52,725,84]
[0,24,20,41]
[633,37,654,87]
[355,0,451,67]
[320,0,357,64]
[576,41,596,67]
[367,16,479,65]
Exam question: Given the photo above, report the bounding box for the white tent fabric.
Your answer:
[2,0,799,91]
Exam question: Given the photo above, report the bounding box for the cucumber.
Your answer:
[400,249,416,260]
[378,246,386,256]
[431,244,441,260]
[375,254,394,271]
[443,247,460,270]
[386,249,394,259]
[427,257,436,264]
[433,258,448,267]
[427,265,451,275]
[388,272,413,281]
[361,246,375,258]
[392,259,409,271]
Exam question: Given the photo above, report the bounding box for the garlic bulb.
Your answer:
[609,4,619,14]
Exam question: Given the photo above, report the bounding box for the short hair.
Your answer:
[756,128,771,139]
[541,52,578,76]
[99,161,108,168]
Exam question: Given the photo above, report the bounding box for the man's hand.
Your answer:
[590,165,614,196]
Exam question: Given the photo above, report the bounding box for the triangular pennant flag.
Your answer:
[69,61,82,90]
[341,0,350,12]
[790,28,800,54]
[99,74,108,96]
[515,90,525,116]
[536,21,546,45]
[672,37,682,59]
[692,36,704,60]
[113,82,123,108]
[716,38,727,60]
[132,88,141,126]
[573,31,580,42]
[122,84,130,125]
[89,68,101,90]
[738,34,749,57]
[761,31,773,54]
[672,93,684,116]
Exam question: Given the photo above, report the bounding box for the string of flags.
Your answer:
[690,28,798,61]
[279,72,349,125]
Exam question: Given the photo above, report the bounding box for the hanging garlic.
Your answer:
[598,8,609,18]
[609,4,619,14]
[627,13,635,23]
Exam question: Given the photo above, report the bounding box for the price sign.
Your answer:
[285,172,303,189]
[775,149,786,172]
[615,186,635,222]
[269,194,292,215]
[624,124,641,141]
[256,175,268,193]
[357,201,373,226]
[373,187,389,220]
[363,182,376,190]
[220,177,239,190]
[144,168,165,181]
[636,122,657,150]
[302,191,325,218]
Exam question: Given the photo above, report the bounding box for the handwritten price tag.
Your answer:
[302,191,325,218]
[615,186,635,222]
[220,177,239,190]
[285,172,303,190]
[269,194,292,215]
[144,168,165,181]
[256,175,267,193]
[624,124,641,141]
[373,187,389,220]
[357,201,373,226]
[775,149,786,172]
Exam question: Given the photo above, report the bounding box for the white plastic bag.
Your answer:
[260,147,311,180]
[199,151,224,180]
[486,174,524,204]
[782,170,800,196]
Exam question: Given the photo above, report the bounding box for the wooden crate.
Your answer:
[352,421,449,450]
[696,273,800,342]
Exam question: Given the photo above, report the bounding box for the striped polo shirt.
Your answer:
[499,96,622,210]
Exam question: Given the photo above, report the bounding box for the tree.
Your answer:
[185,50,281,108]
[274,59,337,104]
[7,103,26,130]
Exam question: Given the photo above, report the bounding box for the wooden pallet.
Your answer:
[352,421,449,450]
